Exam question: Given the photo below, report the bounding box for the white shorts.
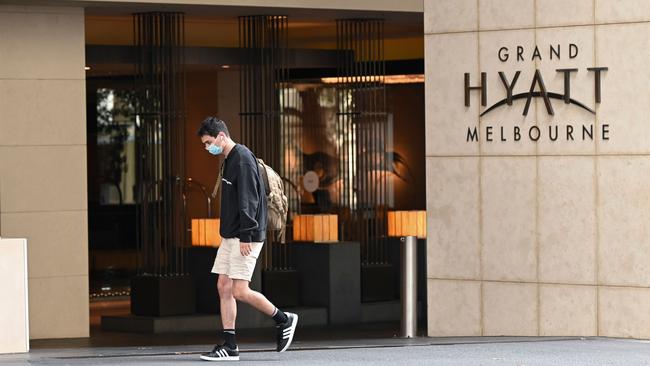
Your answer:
[211,237,264,281]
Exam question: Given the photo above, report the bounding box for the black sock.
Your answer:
[272,308,289,324]
[223,329,236,349]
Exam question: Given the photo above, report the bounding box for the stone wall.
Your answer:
[425,0,650,338]
[0,5,89,339]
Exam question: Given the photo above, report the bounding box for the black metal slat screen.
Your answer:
[134,12,187,276]
[281,77,303,231]
[239,15,293,270]
[336,19,388,265]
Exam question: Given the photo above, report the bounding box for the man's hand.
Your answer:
[240,242,252,256]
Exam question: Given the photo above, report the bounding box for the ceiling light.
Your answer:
[320,74,424,84]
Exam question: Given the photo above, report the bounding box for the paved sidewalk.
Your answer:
[1,337,650,365]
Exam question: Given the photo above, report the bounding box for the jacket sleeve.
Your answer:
[237,161,260,242]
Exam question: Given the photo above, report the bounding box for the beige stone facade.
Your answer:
[0,5,89,339]
[425,0,650,338]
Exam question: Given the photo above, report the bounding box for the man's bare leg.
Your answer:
[231,279,275,315]
[218,274,237,329]
[231,278,298,352]
[199,274,241,361]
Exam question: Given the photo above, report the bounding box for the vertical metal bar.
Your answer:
[369,20,375,263]
[166,13,170,274]
[346,19,352,242]
[368,20,373,261]
[340,19,346,239]
[364,20,370,263]
[271,16,276,268]
[266,16,272,268]
[353,20,360,257]
[175,14,182,274]
[379,20,386,264]
[340,18,345,232]
[355,20,363,262]
[134,14,140,275]
[154,13,161,276]
[363,20,372,264]
[378,20,384,262]
[163,13,170,275]
[401,235,417,337]
[284,16,288,268]
[344,18,348,231]
[345,20,351,242]
[372,20,380,263]
[367,19,372,263]
[155,12,160,276]
[256,16,261,155]
[356,20,364,262]
[335,19,340,229]
[361,20,370,262]
[372,20,378,264]
[151,13,156,275]
[373,19,379,264]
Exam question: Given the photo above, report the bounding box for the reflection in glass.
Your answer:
[96,88,137,205]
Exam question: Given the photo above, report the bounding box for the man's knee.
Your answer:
[217,276,232,296]
[232,283,249,301]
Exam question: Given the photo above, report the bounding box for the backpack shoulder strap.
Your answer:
[211,160,225,199]
[256,158,271,196]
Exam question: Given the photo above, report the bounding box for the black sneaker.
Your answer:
[200,344,240,361]
[276,312,298,352]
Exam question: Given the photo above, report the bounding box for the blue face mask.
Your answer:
[207,142,223,155]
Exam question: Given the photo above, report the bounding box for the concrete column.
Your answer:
[425,0,650,339]
[0,5,89,339]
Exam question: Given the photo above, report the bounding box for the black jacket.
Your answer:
[219,144,267,242]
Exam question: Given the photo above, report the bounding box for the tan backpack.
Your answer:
[212,158,288,242]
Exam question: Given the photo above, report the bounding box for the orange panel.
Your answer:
[394,211,401,235]
[417,210,426,239]
[192,219,200,245]
[407,211,418,236]
[329,215,338,242]
[293,215,302,241]
[305,216,314,242]
[387,211,396,237]
[314,215,324,242]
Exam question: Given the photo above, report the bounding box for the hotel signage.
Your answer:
[464,44,609,143]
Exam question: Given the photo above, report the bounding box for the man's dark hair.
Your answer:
[197,116,230,138]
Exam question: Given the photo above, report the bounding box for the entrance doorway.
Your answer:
[84,4,426,344]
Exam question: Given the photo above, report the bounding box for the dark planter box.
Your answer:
[293,241,361,324]
[262,269,301,308]
[131,274,196,316]
[361,263,395,302]
[188,246,219,314]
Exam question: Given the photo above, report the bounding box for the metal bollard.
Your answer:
[400,235,417,338]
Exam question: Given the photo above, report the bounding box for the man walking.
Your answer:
[197,116,298,361]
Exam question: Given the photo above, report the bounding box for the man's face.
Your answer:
[201,133,221,150]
